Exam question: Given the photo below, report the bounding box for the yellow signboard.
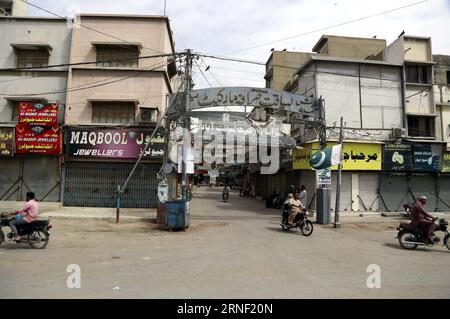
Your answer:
[293,142,382,171]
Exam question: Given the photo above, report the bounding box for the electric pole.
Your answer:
[182,49,193,200]
[334,116,343,228]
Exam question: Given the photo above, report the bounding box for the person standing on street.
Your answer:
[299,185,308,210]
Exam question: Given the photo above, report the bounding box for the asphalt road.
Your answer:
[0,187,449,299]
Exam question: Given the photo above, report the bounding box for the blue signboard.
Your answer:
[412,143,442,172]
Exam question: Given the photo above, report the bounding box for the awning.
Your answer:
[10,43,53,54]
[4,96,48,102]
[91,41,142,53]
[87,96,140,105]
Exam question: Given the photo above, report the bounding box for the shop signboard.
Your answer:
[412,143,441,172]
[442,152,450,173]
[0,127,14,156]
[15,124,62,154]
[18,101,59,126]
[383,144,413,171]
[293,142,382,171]
[67,127,165,159]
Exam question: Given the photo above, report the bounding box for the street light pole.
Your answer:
[334,116,343,228]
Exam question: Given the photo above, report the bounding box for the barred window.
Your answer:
[16,49,49,68]
[96,45,139,68]
[91,102,136,124]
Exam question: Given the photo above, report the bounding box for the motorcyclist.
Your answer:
[288,191,304,226]
[7,192,38,241]
[410,195,437,244]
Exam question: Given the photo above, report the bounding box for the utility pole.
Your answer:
[182,49,193,200]
[334,116,343,228]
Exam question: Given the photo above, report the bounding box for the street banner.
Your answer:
[0,127,14,156]
[67,127,165,159]
[18,101,59,126]
[442,152,450,173]
[412,143,442,172]
[294,142,381,171]
[383,144,413,171]
[15,124,62,154]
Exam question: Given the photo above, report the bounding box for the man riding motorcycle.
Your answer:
[6,192,39,241]
[410,195,437,244]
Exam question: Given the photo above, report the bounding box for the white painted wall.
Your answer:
[312,61,403,131]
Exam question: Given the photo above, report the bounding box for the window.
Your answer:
[91,102,136,124]
[405,65,431,84]
[16,49,49,68]
[447,70,450,86]
[407,116,435,137]
[96,45,139,68]
[10,101,19,122]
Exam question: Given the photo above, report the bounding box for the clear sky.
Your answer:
[28,0,450,88]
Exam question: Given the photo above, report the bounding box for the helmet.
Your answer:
[419,195,427,201]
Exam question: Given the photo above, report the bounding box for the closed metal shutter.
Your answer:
[64,161,159,208]
[330,172,352,212]
[0,157,60,202]
[437,175,450,212]
[410,175,437,211]
[379,173,408,211]
[358,173,379,211]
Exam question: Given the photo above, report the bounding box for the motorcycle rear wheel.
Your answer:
[444,234,450,251]
[29,230,49,249]
[398,231,419,250]
[301,220,313,236]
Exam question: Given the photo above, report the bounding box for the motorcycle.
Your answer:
[280,203,313,236]
[222,188,230,201]
[0,212,52,249]
[265,192,283,209]
[396,208,450,250]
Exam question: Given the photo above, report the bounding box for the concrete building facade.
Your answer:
[0,16,71,202]
[62,14,177,208]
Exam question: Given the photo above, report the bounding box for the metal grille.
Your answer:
[64,161,159,208]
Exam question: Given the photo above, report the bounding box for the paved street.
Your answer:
[0,187,449,299]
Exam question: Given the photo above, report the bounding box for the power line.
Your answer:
[194,59,213,87]
[20,0,170,55]
[1,52,178,71]
[197,52,406,84]
[224,0,429,55]
[0,60,171,97]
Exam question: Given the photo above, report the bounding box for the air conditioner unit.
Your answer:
[139,107,158,124]
[391,128,406,138]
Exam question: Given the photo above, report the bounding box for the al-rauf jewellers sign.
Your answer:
[66,127,165,159]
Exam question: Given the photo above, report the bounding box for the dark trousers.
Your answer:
[9,219,28,236]
[418,220,435,240]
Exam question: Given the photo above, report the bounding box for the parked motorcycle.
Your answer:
[397,210,450,250]
[0,212,52,249]
[265,192,283,209]
[280,203,313,236]
[222,188,230,202]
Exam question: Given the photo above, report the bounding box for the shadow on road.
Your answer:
[383,243,450,254]
[266,226,301,236]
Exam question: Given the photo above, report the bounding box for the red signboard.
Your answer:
[15,124,62,154]
[18,102,59,126]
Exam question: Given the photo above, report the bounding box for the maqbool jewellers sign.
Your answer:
[67,127,165,159]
